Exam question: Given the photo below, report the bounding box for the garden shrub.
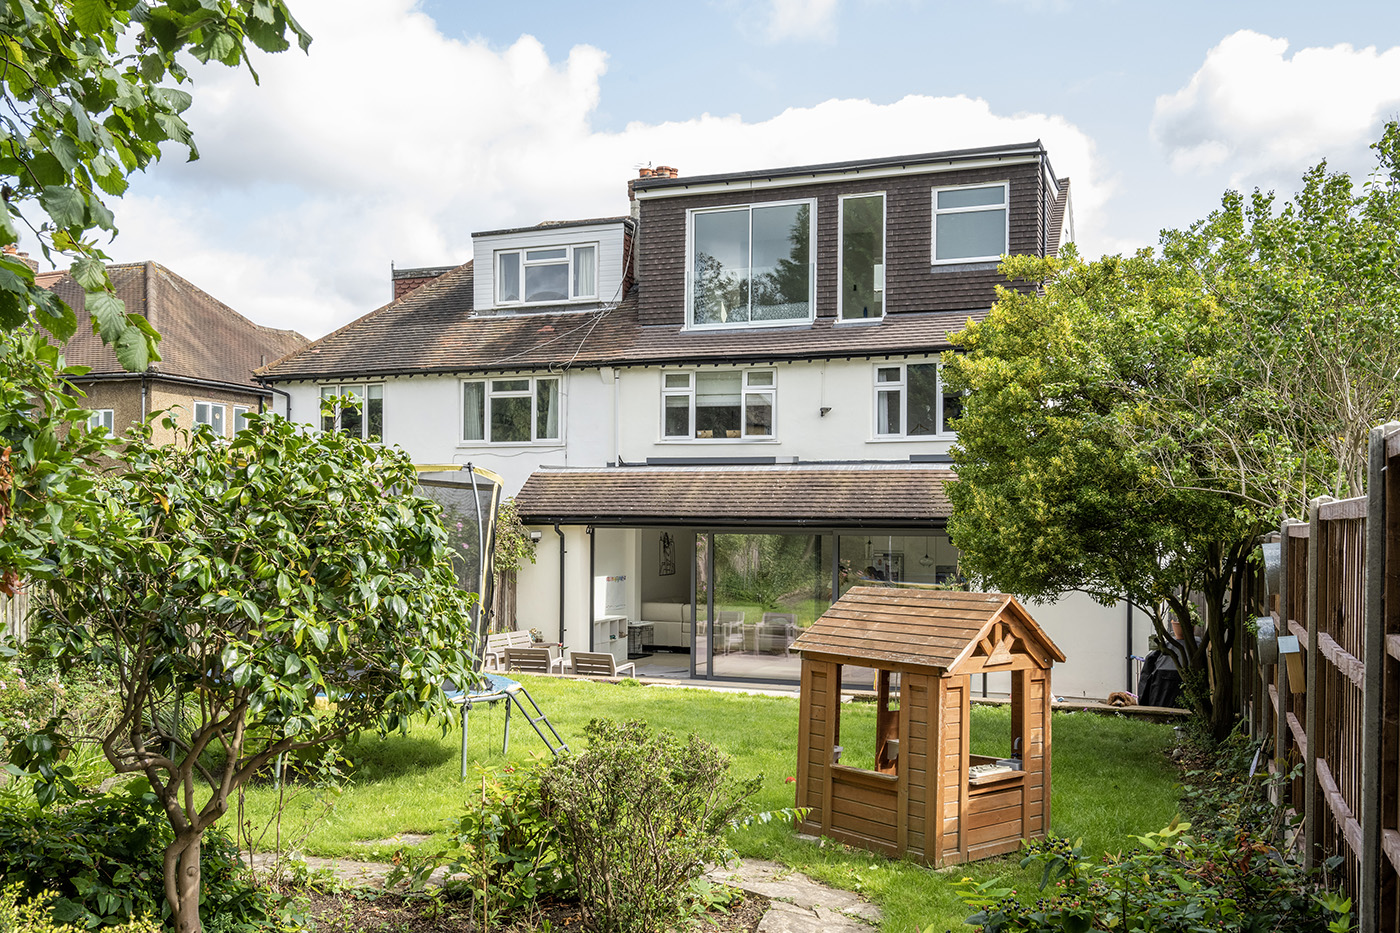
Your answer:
[950,731,1354,933]
[541,718,760,933]
[0,883,162,933]
[0,778,305,932]
[394,758,572,912]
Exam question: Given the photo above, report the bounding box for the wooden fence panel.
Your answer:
[0,587,28,644]
[1244,424,1400,933]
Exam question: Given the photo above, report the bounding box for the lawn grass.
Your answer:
[236,676,1179,932]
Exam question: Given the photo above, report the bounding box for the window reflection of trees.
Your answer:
[693,203,810,324]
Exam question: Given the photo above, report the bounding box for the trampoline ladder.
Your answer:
[505,683,569,756]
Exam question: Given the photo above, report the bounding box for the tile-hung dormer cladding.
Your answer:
[631,143,1062,329]
[471,217,634,314]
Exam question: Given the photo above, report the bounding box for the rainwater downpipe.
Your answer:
[1126,600,1134,693]
[588,527,596,651]
[612,369,621,467]
[554,523,566,645]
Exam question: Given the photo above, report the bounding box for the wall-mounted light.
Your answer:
[820,407,832,417]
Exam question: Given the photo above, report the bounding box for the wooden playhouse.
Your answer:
[789,587,1064,866]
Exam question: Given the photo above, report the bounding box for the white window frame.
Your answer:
[318,384,384,440]
[460,375,563,445]
[660,368,777,441]
[88,409,114,436]
[930,181,1009,265]
[872,362,959,439]
[685,198,816,330]
[193,401,227,436]
[232,406,251,433]
[837,191,887,324]
[495,243,598,307]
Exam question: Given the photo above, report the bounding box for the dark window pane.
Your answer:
[907,364,939,436]
[752,202,809,321]
[941,385,963,434]
[841,195,884,320]
[491,395,531,442]
[664,395,690,437]
[463,382,484,440]
[938,186,1004,209]
[366,388,383,439]
[877,389,900,435]
[745,393,773,436]
[498,253,520,302]
[525,263,568,302]
[936,209,1005,261]
[693,209,749,325]
[696,372,741,437]
[321,388,336,432]
[536,379,560,440]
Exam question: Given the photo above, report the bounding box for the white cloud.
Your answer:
[764,0,841,42]
[102,0,1105,338]
[1153,30,1400,181]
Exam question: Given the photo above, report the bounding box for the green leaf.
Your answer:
[85,288,127,344]
[39,185,86,229]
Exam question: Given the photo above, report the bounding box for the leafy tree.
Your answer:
[944,248,1259,737]
[945,124,1400,738]
[0,0,310,589]
[32,411,478,933]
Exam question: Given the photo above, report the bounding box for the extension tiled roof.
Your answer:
[513,465,955,527]
[790,587,1065,672]
[259,259,978,381]
[38,262,308,389]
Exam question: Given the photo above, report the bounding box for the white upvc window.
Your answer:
[232,406,251,434]
[462,375,561,444]
[496,244,597,306]
[873,363,961,438]
[931,182,1009,264]
[194,401,227,436]
[686,199,815,328]
[88,409,114,436]
[319,384,384,439]
[662,369,776,440]
[838,192,886,322]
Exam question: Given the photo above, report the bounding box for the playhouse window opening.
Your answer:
[968,687,1025,781]
[831,668,901,775]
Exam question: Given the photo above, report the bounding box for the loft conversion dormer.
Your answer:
[472,216,634,314]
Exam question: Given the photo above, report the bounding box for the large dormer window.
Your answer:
[496,244,597,305]
[687,200,814,328]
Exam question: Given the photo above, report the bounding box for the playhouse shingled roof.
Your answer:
[790,586,1065,673]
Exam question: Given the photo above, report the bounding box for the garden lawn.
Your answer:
[235,676,1178,932]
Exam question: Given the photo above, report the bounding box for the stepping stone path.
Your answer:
[245,850,882,931]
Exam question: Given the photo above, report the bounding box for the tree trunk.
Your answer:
[169,832,203,933]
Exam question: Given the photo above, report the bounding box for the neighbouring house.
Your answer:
[260,142,1153,698]
[38,261,308,442]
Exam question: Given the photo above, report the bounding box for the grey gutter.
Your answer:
[74,370,274,398]
[632,141,1047,192]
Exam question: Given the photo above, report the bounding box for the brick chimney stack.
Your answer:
[1,243,39,272]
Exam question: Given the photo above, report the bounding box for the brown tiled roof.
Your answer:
[513,465,955,527]
[790,587,1064,672]
[260,260,978,381]
[40,262,308,389]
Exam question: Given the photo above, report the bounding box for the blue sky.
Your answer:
[88,0,1400,338]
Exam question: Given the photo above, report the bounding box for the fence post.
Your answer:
[1305,495,1335,871]
[1276,518,1300,797]
[1362,425,1397,933]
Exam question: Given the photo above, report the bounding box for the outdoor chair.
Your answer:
[568,651,636,678]
[503,646,564,674]
[757,612,797,655]
[482,630,535,671]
